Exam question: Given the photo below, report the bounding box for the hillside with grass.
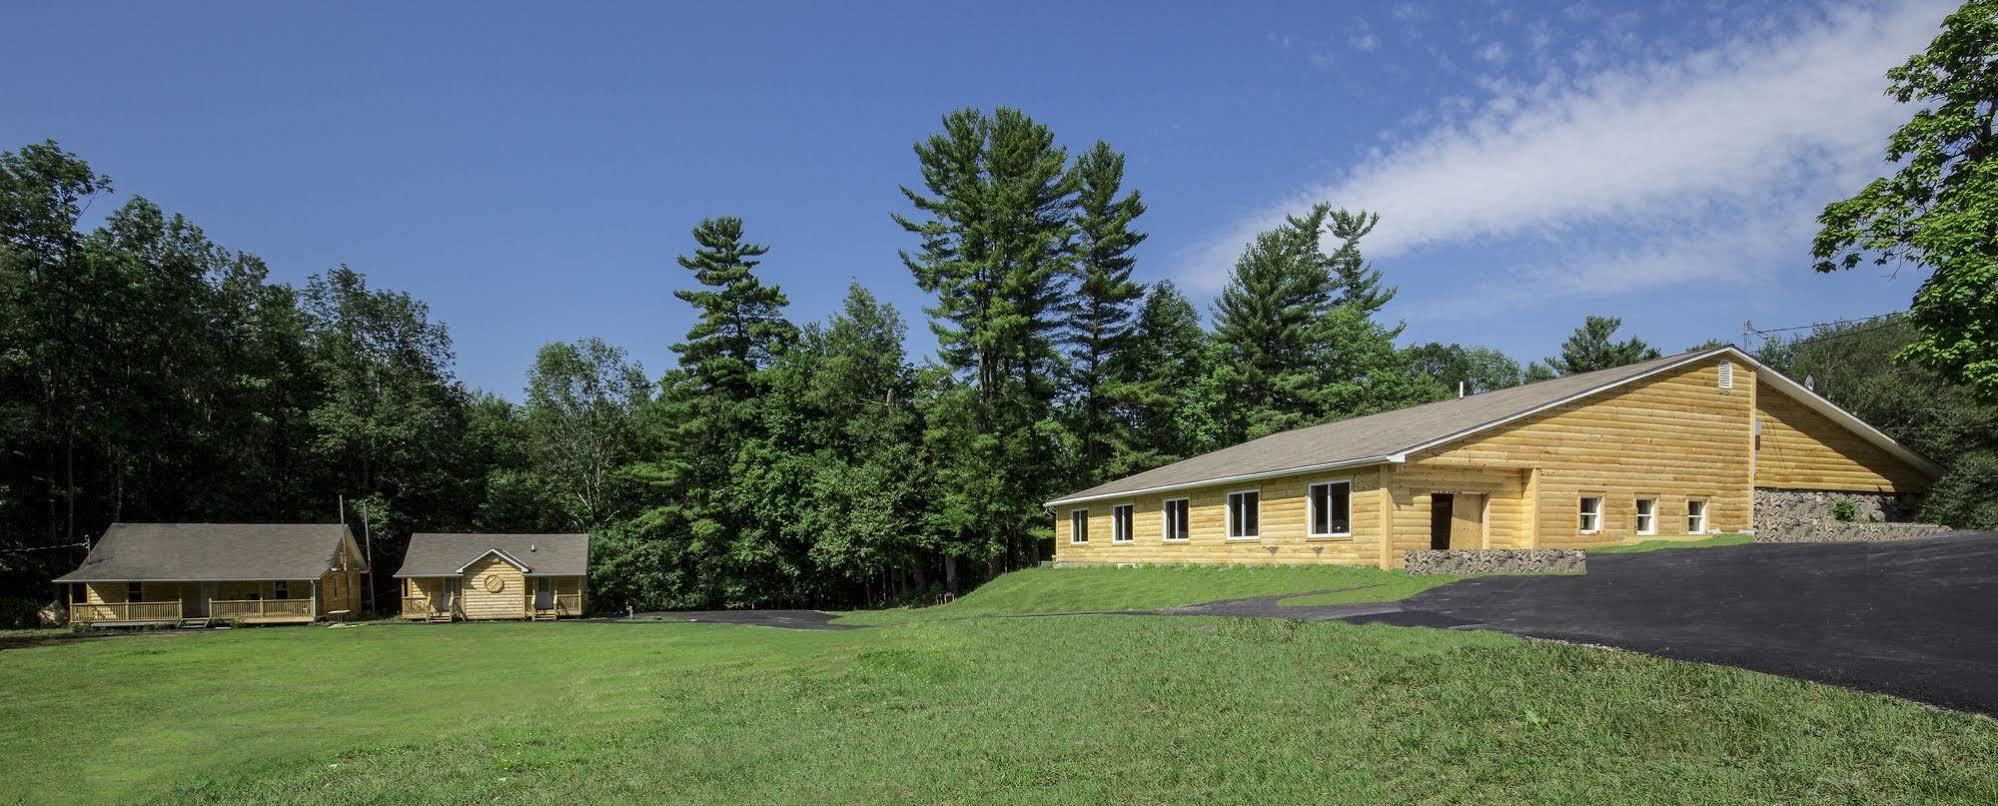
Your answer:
[4,565,1996,804]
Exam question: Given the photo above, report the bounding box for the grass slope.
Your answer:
[3,615,1995,803]
[838,564,1459,625]
[1590,533,1756,554]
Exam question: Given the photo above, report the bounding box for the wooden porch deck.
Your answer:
[71,598,318,626]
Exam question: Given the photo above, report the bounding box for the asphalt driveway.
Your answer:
[1362,532,1998,715]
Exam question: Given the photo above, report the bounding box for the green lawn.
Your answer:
[837,563,1460,625]
[1589,533,1756,554]
[4,601,1996,803]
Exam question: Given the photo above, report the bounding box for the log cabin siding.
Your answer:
[1405,358,1753,549]
[1055,471,1385,565]
[1754,386,1931,492]
[459,554,528,620]
[1054,353,1933,567]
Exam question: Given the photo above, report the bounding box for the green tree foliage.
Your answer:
[1542,315,1661,375]
[1105,281,1215,477]
[0,142,493,615]
[896,107,1075,586]
[1813,1,1998,398]
[489,339,651,532]
[765,284,933,604]
[1061,141,1147,486]
[1407,343,1525,396]
[1211,204,1432,439]
[616,217,800,609]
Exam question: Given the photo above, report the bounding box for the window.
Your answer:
[126,582,143,602]
[1635,499,1656,535]
[1227,490,1260,539]
[1688,500,1708,534]
[1111,504,1134,543]
[274,580,289,599]
[1162,498,1190,542]
[1578,497,1603,533]
[1069,509,1090,544]
[1308,481,1353,536]
[536,577,553,594]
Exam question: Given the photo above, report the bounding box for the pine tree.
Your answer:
[1062,141,1147,486]
[1544,315,1660,375]
[1106,281,1211,476]
[670,217,796,400]
[621,216,798,609]
[1210,205,1337,438]
[896,107,1076,586]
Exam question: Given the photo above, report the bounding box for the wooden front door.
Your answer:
[1450,494,1486,550]
[438,578,458,613]
[533,577,553,611]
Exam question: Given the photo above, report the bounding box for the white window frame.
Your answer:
[1069,509,1089,545]
[274,580,290,599]
[1578,496,1603,534]
[1162,498,1190,542]
[1307,479,1354,537]
[1111,503,1134,544]
[1687,499,1708,534]
[1634,498,1656,536]
[1225,489,1261,540]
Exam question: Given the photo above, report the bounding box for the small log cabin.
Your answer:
[394,533,588,622]
[1049,347,1942,567]
[55,523,366,626]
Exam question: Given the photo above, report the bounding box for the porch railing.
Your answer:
[71,600,182,623]
[402,596,430,614]
[210,598,312,620]
[555,593,582,615]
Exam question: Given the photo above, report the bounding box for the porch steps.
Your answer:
[177,617,212,629]
[531,610,559,622]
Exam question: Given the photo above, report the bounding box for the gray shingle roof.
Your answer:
[54,523,363,582]
[395,533,590,577]
[1049,348,1726,506]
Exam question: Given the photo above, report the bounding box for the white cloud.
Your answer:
[1174,0,1948,309]
[1348,18,1380,53]
[1473,41,1510,64]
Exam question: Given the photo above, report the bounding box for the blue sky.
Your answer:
[3,0,1949,396]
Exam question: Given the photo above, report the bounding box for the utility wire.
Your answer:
[0,541,88,553]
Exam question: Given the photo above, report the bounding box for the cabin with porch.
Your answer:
[1048,347,1942,567]
[394,533,588,622]
[55,523,366,627]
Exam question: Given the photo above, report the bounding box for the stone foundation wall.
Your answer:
[1403,549,1586,576]
[1753,522,1956,543]
[1753,488,1951,543]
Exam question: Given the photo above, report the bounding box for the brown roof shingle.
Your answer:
[1048,349,1725,505]
[394,533,590,577]
[53,523,363,582]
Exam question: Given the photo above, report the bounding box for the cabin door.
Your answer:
[438,579,458,613]
[197,583,218,616]
[1428,494,1454,550]
[533,577,554,611]
[1450,494,1486,550]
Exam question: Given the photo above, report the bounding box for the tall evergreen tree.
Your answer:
[1406,343,1524,397]
[617,216,798,609]
[895,107,1075,585]
[1210,204,1425,438]
[1061,141,1147,486]
[1106,281,1212,476]
[1542,315,1661,375]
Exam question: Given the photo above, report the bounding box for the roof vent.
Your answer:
[1718,360,1734,390]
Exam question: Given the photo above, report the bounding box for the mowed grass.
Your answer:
[4,612,1997,803]
[837,563,1460,625]
[1590,533,1756,554]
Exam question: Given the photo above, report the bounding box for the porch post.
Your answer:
[310,579,318,622]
